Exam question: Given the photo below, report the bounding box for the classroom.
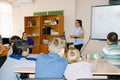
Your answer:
[0,0,120,80]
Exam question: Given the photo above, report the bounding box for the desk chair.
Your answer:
[2,38,10,45]
[62,32,73,49]
[66,42,73,49]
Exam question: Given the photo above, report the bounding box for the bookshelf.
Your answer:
[41,15,64,53]
[24,16,41,54]
[24,15,64,54]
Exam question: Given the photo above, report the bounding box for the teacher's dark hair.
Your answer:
[107,32,118,43]
[76,19,82,28]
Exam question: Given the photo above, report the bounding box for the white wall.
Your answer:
[12,0,76,40]
[76,0,109,54]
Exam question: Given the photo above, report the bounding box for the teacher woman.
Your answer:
[70,19,84,52]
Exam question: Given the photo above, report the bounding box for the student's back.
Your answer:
[35,37,67,79]
[36,53,67,78]
[64,61,95,80]
[0,56,35,80]
[87,32,120,68]
[64,47,96,80]
[0,39,36,80]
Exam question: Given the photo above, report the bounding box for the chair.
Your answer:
[2,38,10,45]
[62,32,73,49]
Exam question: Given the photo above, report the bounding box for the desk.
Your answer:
[15,59,120,78]
[93,59,120,76]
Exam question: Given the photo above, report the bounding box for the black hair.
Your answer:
[12,39,29,55]
[10,35,21,45]
[76,19,82,28]
[107,32,118,43]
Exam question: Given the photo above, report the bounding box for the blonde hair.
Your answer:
[66,47,80,64]
[48,37,66,54]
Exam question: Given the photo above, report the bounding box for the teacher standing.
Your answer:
[70,19,84,52]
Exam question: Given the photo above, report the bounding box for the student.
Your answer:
[87,32,120,68]
[0,36,10,68]
[70,19,84,52]
[22,32,34,53]
[64,47,96,80]
[7,35,21,57]
[0,39,36,80]
[0,37,4,55]
[35,37,68,79]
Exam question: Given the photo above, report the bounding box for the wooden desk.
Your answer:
[15,59,120,78]
[93,59,120,76]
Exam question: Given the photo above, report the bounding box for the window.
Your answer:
[0,1,12,37]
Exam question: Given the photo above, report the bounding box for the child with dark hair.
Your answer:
[0,39,36,80]
[87,32,120,68]
[7,35,21,57]
[22,32,34,53]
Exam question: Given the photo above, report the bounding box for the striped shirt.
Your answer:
[88,43,120,68]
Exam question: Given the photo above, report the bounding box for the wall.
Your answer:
[12,0,76,41]
[76,0,109,54]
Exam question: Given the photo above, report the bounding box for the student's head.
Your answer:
[66,47,80,64]
[12,39,29,57]
[75,19,82,28]
[22,32,28,40]
[48,37,66,57]
[107,32,118,44]
[9,35,21,46]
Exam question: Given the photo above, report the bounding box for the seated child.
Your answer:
[0,39,36,80]
[7,35,21,57]
[35,37,68,79]
[64,47,96,80]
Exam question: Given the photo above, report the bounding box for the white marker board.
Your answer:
[91,5,120,39]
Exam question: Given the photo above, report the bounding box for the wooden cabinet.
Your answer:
[24,16,41,54]
[40,44,48,54]
[41,15,64,53]
[24,15,64,54]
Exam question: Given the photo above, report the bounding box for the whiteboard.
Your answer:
[91,5,120,39]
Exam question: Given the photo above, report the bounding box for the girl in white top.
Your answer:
[64,47,96,80]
